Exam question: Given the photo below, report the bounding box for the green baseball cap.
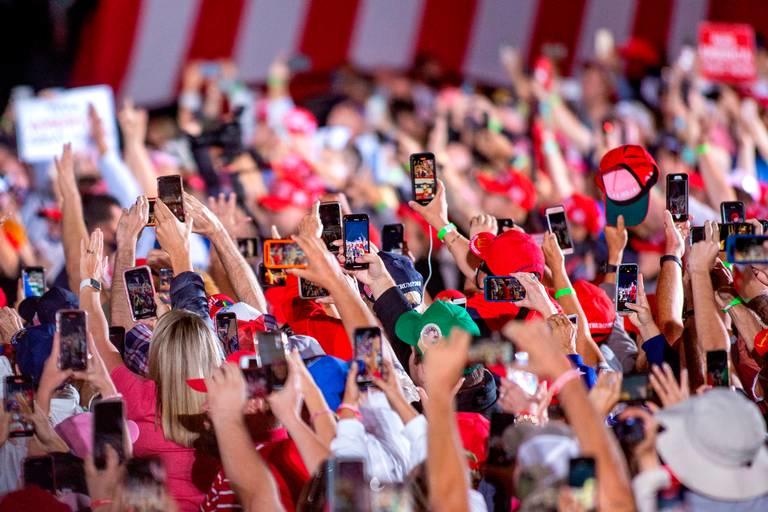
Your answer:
[395,300,480,355]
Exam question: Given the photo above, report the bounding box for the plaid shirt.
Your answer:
[124,323,152,377]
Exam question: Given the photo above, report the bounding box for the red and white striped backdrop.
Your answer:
[70,0,768,108]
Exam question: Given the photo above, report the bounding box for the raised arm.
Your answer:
[688,221,729,352]
[206,363,285,512]
[183,193,267,312]
[79,228,122,372]
[423,328,472,512]
[54,143,89,293]
[656,211,686,343]
[111,197,149,332]
[117,99,158,196]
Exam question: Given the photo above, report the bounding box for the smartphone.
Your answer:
[615,264,638,314]
[257,331,288,390]
[760,219,768,233]
[568,457,597,511]
[21,266,45,298]
[158,268,173,293]
[4,375,34,437]
[56,309,88,371]
[326,458,370,512]
[298,277,329,299]
[381,224,404,254]
[240,355,268,398]
[147,198,157,226]
[263,239,307,269]
[666,174,689,222]
[690,226,705,244]
[124,266,157,320]
[343,214,370,270]
[23,455,55,492]
[108,326,126,358]
[354,327,384,387]
[497,218,515,234]
[468,340,514,366]
[719,222,755,250]
[706,349,729,387]
[487,412,517,465]
[612,416,645,448]
[484,276,526,302]
[720,201,745,224]
[410,152,437,206]
[257,263,287,287]
[619,373,650,403]
[726,235,768,264]
[319,202,343,252]
[545,205,574,255]
[93,399,126,470]
[567,314,578,325]
[157,175,185,222]
[237,238,260,259]
[216,312,239,354]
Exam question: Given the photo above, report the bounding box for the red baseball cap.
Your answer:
[596,145,659,227]
[476,170,537,212]
[563,193,603,237]
[435,289,467,306]
[186,349,257,392]
[573,280,615,340]
[259,176,317,212]
[283,107,317,135]
[469,230,545,277]
[456,411,490,471]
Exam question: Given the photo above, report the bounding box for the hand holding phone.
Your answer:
[706,349,729,387]
[257,331,289,391]
[319,202,343,252]
[569,457,597,511]
[545,206,574,254]
[666,173,688,222]
[615,264,638,314]
[93,398,127,469]
[263,240,307,269]
[57,310,88,371]
[354,327,384,387]
[124,266,157,320]
[157,175,185,222]
[22,266,45,297]
[720,201,745,223]
[381,224,404,254]
[4,375,34,437]
[410,152,437,205]
[216,312,239,354]
[484,276,526,302]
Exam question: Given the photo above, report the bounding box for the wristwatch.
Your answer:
[600,263,619,274]
[79,278,102,292]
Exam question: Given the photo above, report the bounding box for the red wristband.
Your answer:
[91,499,113,509]
[550,368,583,395]
[754,329,768,357]
[336,403,361,418]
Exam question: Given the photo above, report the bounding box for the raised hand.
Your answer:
[663,210,687,259]
[183,192,223,237]
[542,231,565,275]
[687,220,719,275]
[422,328,471,396]
[468,214,497,239]
[154,198,193,272]
[589,371,622,418]
[287,231,345,290]
[510,272,557,316]
[205,363,247,425]
[117,98,148,146]
[80,228,106,282]
[116,196,149,244]
[208,192,251,238]
[407,179,449,230]
[0,307,23,344]
[649,364,689,408]
[605,214,627,265]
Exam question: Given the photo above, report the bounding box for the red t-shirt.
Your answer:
[111,365,217,512]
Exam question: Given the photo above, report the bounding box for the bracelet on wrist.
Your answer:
[695,143,710,156]
[553,287,573,300]
[91,499,113,509]
[336,403,361,419]
[660,254,683,269]
[437,223,457,241]
[550,368,582,396]
[721,297,745,313]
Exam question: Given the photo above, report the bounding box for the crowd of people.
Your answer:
[0,25,768,512]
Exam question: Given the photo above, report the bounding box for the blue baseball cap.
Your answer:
[306,356,349,411]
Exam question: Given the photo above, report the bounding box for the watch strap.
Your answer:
[79,278,101,291]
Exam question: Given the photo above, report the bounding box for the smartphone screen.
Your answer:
[264,240,307,269]
[568,457,597,511]
[484,276,526,302]
[354,327,384,387]
[720,222,754,251]
[23,456,55,492]
[257,332,288,390]
[497,218,515,234]
[56,310,87,371]
[299,277,329,299]
[690,226,705,244]
[343,215,370,270]
[108,326,126,357]
[616,264,638,314]
[727,235,768,264]
[706,350,729,387]
[4,375,34,437]
[216,312,239,355]
[487,412,516,466]
[546,207,574,254]
[93,399,126,470]
[258,263,287,287]
[157,175,185,222]
[124,266,157,320]
[666,174,689,222]
[327,459,370,512]
[720,201,745,224]
[619,373,649,403]
[319,202,343,252]
[158,268,173,293]
[237,238,260,259]
[22,266,45,298]
[381,224,404,254]
[240,355,269,398]
[147,198,156,226]
[410,152,437,205]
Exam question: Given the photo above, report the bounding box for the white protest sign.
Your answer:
[14,85,119,162]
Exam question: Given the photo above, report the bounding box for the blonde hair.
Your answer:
[148,310,222,447]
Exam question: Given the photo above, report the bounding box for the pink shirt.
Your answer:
[111,365,216,512]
